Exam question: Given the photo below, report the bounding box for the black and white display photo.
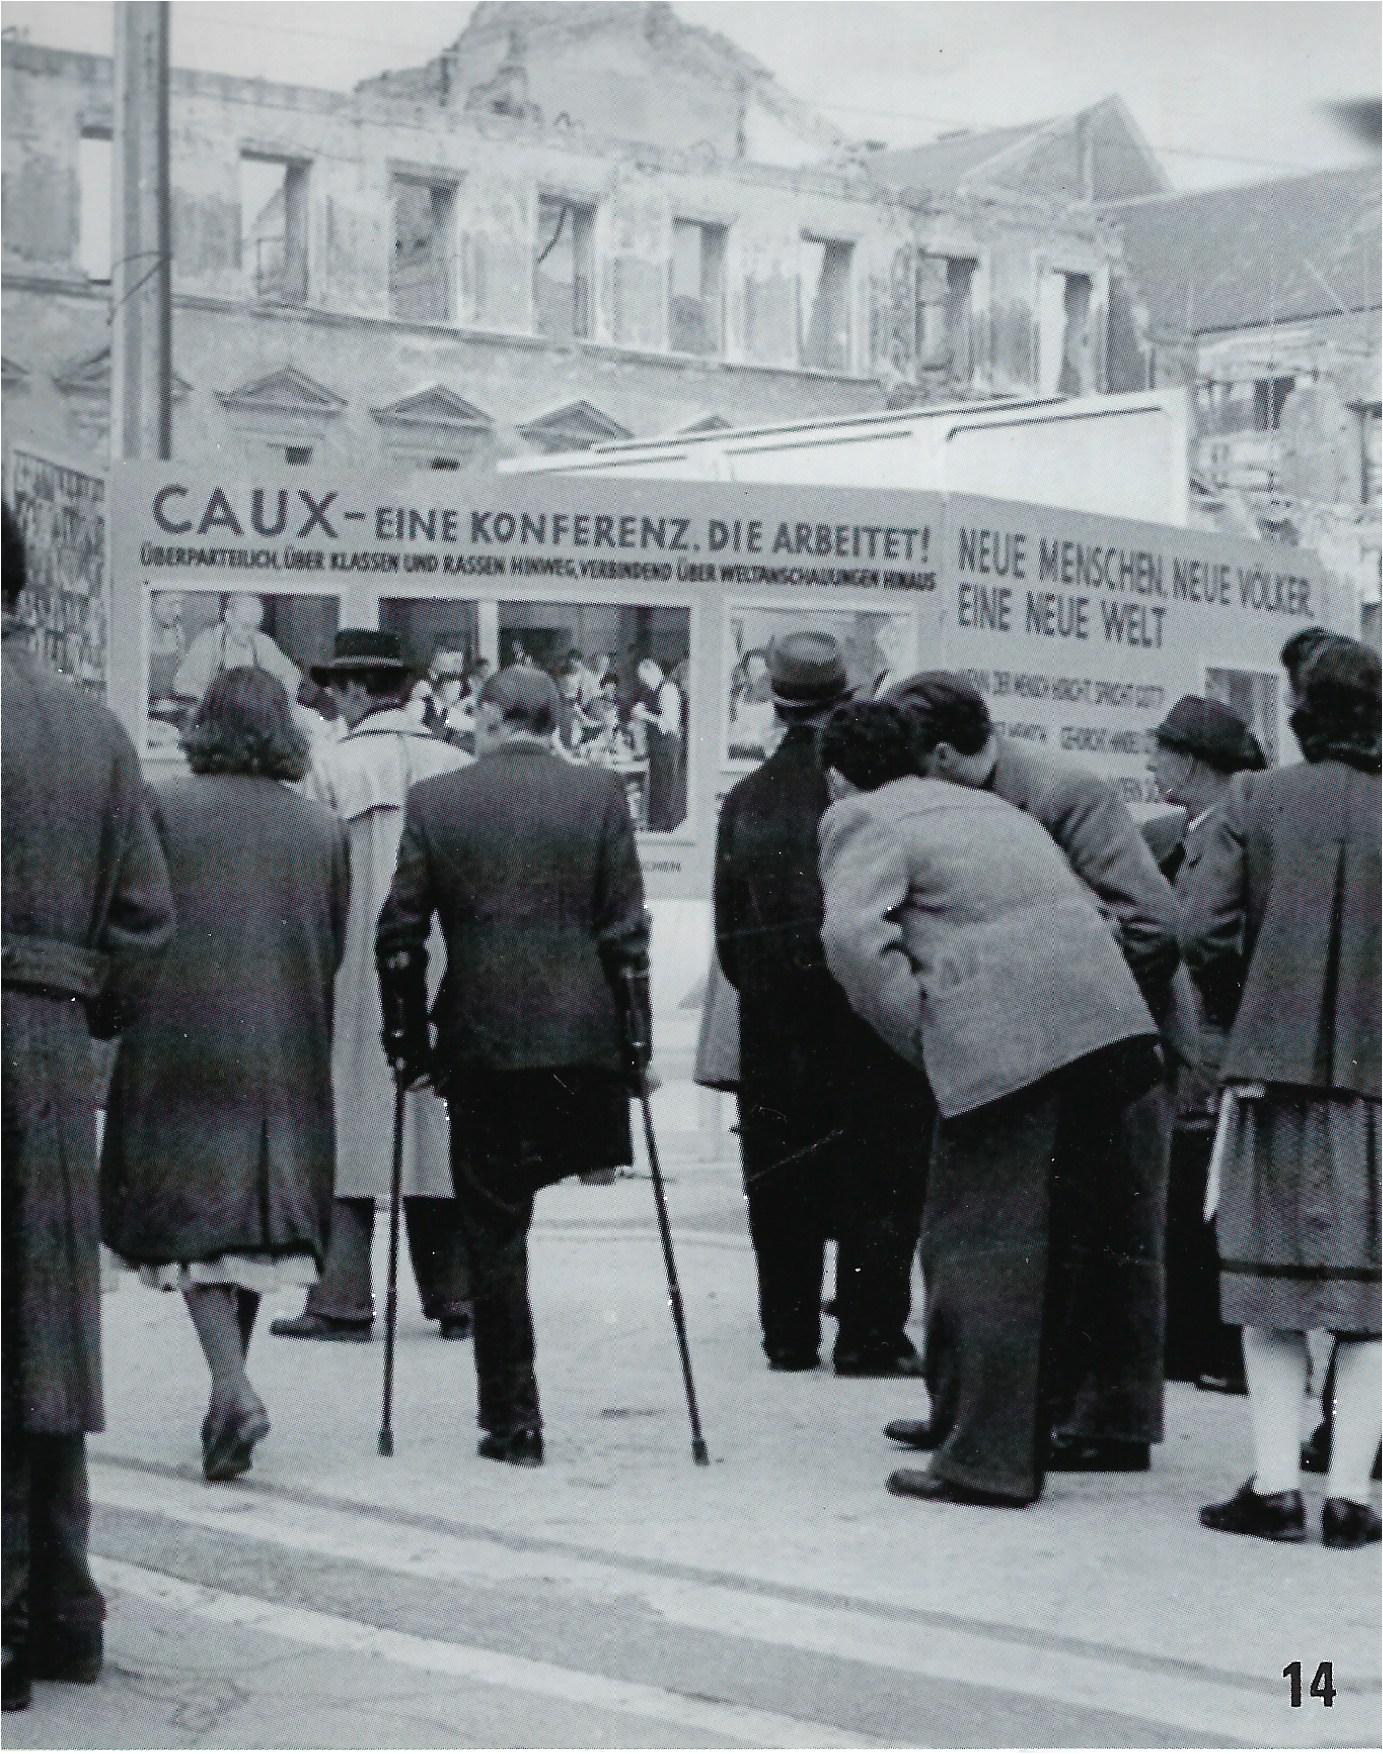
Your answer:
[2,2,1379,1747]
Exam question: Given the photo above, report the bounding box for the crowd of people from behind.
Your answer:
[2,480,1378,1719]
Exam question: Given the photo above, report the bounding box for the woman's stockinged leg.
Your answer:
[1241,1325,1308,1494]
[183,1287,253,1401]
[1327,1338,1382,1504]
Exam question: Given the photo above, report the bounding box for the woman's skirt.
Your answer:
[123,1250,319,1295]
[1216,1086,1381,1334]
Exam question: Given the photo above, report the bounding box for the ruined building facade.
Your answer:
[1,7,1148,480]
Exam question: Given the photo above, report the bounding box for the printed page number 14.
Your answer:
[1283,1662,1335,1707]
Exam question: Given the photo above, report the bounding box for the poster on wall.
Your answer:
[723,602,916,768]
[942,494,1329,804]
[144,585,340,756]
[6,449,109,698]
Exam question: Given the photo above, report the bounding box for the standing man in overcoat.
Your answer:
[886,671,1180,1471]
[715,633,930,1376]
[272,631,472,1345]
[2,506,175,1710]
[377,667,650,1466]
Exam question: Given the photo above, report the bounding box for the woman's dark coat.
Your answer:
[1182,759,1380,1099]
[101,773,349,1265]
[2,632,175,1434]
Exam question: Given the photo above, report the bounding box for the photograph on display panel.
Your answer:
[723,602,915,767]
[380,596,484,752]
[144,587,340,755]
[498,600,692,833]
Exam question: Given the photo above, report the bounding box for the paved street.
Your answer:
[12,1078,1381,1750]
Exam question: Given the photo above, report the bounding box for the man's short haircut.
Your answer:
[820,701,920,792]
[480,664,559,737]
[884,671,993,758]
[1280,625,1339,690]
[2,503,26,610]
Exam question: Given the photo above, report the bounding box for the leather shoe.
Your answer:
[1048,1436,1150,1473]
[1323,1498,1382,1550]
[270,1311,372,1343]
[437,1307,474,1341]
[31,1624,102,1684]
[887,1468,1030,1508]
[766,1350,819,1373]
[477,1428,543,1467]
[834,1345,926,1379]
[1300,1424,1382,1481]
[884,1418,938,1451]
[1200,1477,1306,1542]
[2,1645,31,1712]
[204,1396,270,1483]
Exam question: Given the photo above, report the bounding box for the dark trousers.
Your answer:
[1046,1073,1172,1445]
[307,1196,471,1324]
[2,1431,104,1652]
[449,1160,541,1439]
[1164,1125,1244,1385]
[923,1059,1124,1502]
[739,1085,929,1364]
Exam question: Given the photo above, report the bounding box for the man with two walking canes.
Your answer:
[376,665,651,1466]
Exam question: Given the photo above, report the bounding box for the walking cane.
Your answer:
[622,969,711,1466]
[378,1068,407,1457]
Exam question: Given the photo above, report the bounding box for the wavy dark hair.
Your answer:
[1289,638,1381,774]
[821,700,920,792]
[182,666,310,781]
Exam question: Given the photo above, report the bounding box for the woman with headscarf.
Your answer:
[1185,638,1381,1549]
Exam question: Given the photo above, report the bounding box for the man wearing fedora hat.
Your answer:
[1145,695,1265,1397]
[271,630,473,1345]
[715,631,930,1376]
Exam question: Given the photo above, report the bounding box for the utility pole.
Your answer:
[111,1,172,460]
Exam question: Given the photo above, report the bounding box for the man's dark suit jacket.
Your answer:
[714,724,867,1099]
[377,742,649,1074]
[989,740,1179,1008]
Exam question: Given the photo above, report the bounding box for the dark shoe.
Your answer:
[1195,1371,1248,1396]
[887,1468,1030,1508]
[1323,1498,1382,1550]
[766,1349,819,1373]
[1300,1425,1383,1481]
[31,1624,102,1685]
[1200,1477,1306,1542]
[438,1310,474,1341]
[835,1339,926,1378]
[2,1645,31,1712]
[821,1297,837,1318]
[204,1396,270,1483]
[1049,1436,1151,1473]
[270,1311,372,1342]
[477,1428,543,1467]
[884,1417,938,1451]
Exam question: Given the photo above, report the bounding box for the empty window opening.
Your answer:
[281,445,313,467]
[800,237,853,371]
[429,456,461,471]
[670,220,726,356]
[1206,666,1279,767]
[1253,376,1295,432]
[241,155,308,305]
[535,196,595,341]
[391,177,456,322]
[1361,405,1381,505]
[78,132,113,281]
[915,252,976,384]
